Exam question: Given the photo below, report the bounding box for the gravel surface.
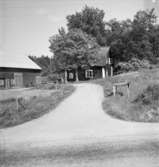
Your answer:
[1,83,159,166]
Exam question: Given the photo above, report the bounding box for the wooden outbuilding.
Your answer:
[0,55,41,88]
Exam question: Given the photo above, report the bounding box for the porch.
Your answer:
[66,65,113,82]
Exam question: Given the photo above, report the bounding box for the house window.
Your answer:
[0,79,5,88]
[85,70,93,79]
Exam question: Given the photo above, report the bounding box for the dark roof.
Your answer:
[89,47,110,67]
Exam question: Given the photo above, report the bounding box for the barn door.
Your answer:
[14,73,23,87]
[5,79,11,88]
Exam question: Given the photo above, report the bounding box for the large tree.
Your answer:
[66,6,106,46]
[105,19,132,45]
[133,9,157,31]
[107,9,158,68]
[148,25,159,61]
[49,28,99,81]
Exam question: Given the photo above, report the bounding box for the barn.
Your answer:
[66,47,113,82]
[0,55,41,89]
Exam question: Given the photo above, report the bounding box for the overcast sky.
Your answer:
[0,0,156,57]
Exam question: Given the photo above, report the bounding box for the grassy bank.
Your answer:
[95,68,159,122]
[0,84,75,128]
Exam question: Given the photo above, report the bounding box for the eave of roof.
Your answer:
[0,55,41,70]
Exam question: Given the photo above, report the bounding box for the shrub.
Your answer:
[115,58,152,74]
[36,83,58,90]
[115,62,135,74]
[129,58,151,69]
[48,73,63,83]
[133,84,159,106]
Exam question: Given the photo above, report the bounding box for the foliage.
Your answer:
[115,58,152,74]
[48,7,159,75]
[133,9,157,31]
[95,68,159,122]
[134,84,159,106]
[66,6,106,46]
[106,9,159,71]
[47,73,63,83]
[29,55,53,76]
[148,25,159,62]
[0,85,75,128]
[49,28,99,72]
[115,62,134,73]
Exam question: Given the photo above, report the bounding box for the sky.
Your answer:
[0,0,157,57]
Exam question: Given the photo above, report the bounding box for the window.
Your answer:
[85,70,93,79]
[0,79,5,87]
[68,72,74,79]
[11,79,15,87]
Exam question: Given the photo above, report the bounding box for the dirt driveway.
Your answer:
[1,83,159,167]
[1,83,159,149]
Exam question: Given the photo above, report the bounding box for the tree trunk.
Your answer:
[111,66,113,77]
[64,70,67,83]
[75,69,79,82]
[102,67,106,78]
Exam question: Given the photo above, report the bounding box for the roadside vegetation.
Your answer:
[95,68,159,122]
[0,84,75,128]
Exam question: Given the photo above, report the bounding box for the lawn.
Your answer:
[0,84,75,128]
[95,68,159,122]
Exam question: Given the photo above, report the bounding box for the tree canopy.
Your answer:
[29,55,52,76]
[66,6,106,46]
[106,9,159,69]
[49,28,99,72]
[48,7,159,76]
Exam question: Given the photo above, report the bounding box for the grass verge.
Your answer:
[0,84,75,128]
[95,69,159,122]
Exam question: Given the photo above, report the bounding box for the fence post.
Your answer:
[113,85,116,96]
[16,97,19,111]
[0,130,6,165]
[127,83,130,98]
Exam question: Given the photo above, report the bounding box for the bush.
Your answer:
[115,62,134,73]
[134,84,159,106]
[48,73,63,83]
[36,83,58,90]
[129,58,151,69]
[115,58,152,74]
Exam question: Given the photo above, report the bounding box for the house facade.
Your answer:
[0,55,41,89]
[66,47,113,82]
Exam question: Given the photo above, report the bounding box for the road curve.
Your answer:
[1,83,159,167]
[1,83,159,149]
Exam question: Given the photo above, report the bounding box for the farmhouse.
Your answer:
[66,47,113,82]
[0,55,41,88]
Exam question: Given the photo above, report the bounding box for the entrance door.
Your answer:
[67,70,76,81]
[14,73,23,87]
[0,79,5,88]
[5,79,11,88]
